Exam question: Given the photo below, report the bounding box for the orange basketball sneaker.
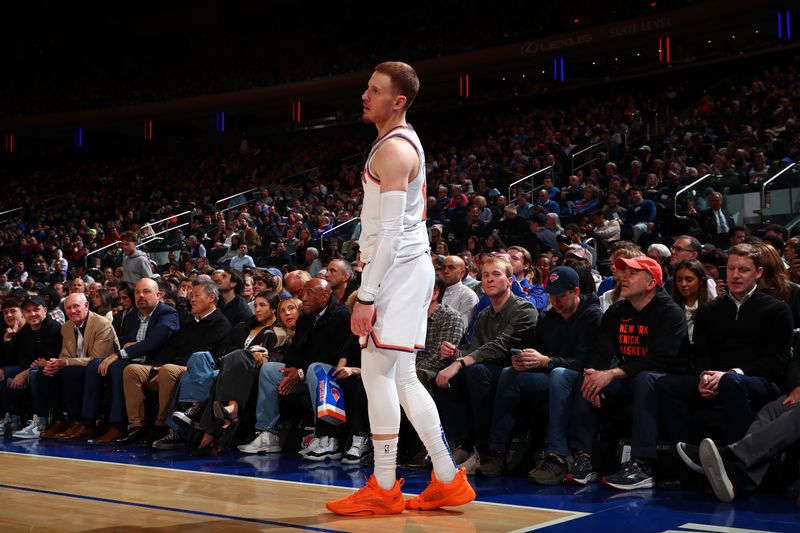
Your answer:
[326,475,406,516]
[405,467,476,511]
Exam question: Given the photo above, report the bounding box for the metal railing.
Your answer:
[570,139,609,175]
[84,240,121,267]
[341,152,366,165]
[140,222,191,247]
[508,166,552,205]
[761,163,800,224]
[214,188,259,214]
[145,211,191,232]
[673,173,721,220]
[787,213,800,233]
[320,218,360,251]
[279,167,319,184]
[0,206,22,222]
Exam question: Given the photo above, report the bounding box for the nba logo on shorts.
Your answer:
[384,444,391,454]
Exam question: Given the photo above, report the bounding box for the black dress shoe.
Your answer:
[112,426,149,445]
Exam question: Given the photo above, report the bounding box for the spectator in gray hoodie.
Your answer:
[121,231,153,286]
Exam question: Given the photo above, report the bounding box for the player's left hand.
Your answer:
[351,302,374,337]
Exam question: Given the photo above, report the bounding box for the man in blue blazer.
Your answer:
[86,278,179,444]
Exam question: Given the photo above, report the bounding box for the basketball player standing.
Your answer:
[326,62,475,516]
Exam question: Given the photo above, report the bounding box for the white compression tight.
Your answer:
[361,346,457,486]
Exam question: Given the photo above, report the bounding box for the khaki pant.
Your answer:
[123,364,186,427]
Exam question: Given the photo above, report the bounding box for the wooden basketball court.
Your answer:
[0,452,587,532]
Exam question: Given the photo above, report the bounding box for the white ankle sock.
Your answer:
[415,419,457,483]
[373,437,398,490]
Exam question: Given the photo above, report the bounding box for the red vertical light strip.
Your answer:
[297,101,301,122]
[666,36,671,63]
[459,76,463,97]
[9,134,13,153]
[149,121,153,139]
[466,75,469,98]
[658,37,663,62]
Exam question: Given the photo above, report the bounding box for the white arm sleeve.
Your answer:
[357,190,406,302]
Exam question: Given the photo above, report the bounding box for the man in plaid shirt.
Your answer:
[416,276,465,393]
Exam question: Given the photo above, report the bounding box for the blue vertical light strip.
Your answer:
[560,58,565,81]
[787,10,792,40]
[779,11,783,39]
[553,58,557,81]
[78,128,82,147]
[221,111,225,132]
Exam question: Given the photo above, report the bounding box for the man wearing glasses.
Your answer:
[666,235,717,298]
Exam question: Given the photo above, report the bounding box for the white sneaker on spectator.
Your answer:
[12,415,47,440]
[299,436,322,457]
[303,436,341,462]
[238,431,282,454]
[0,412,16,436]
[341,435,372,464]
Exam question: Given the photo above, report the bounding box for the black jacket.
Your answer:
[5,316,62,367]
[693,289,793,385]
[521,294,603,371]
[217,294,253,328]
[155,309,232,367]
[591,288,689,377]
[284,298,360,372]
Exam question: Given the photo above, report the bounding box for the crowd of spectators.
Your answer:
[2,51,800,502]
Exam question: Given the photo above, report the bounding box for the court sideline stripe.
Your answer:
[0,482,344,533]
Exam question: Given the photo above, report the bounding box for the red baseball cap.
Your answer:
[614,256,663,286]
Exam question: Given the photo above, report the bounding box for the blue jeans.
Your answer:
[488,367,579,456]
[545,367,580,456]
[166,352,218,433]
[0,366,22,414]
[254,362,309,432]
[178,352,218,404]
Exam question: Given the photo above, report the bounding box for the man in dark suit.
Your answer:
[697,192,735,249]
[88,278,180,444]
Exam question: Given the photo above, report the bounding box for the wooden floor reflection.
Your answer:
[0,452,585,532]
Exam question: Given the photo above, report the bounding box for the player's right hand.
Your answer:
[351,302,374,338]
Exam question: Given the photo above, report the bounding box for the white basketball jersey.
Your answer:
[358,124,429,263]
